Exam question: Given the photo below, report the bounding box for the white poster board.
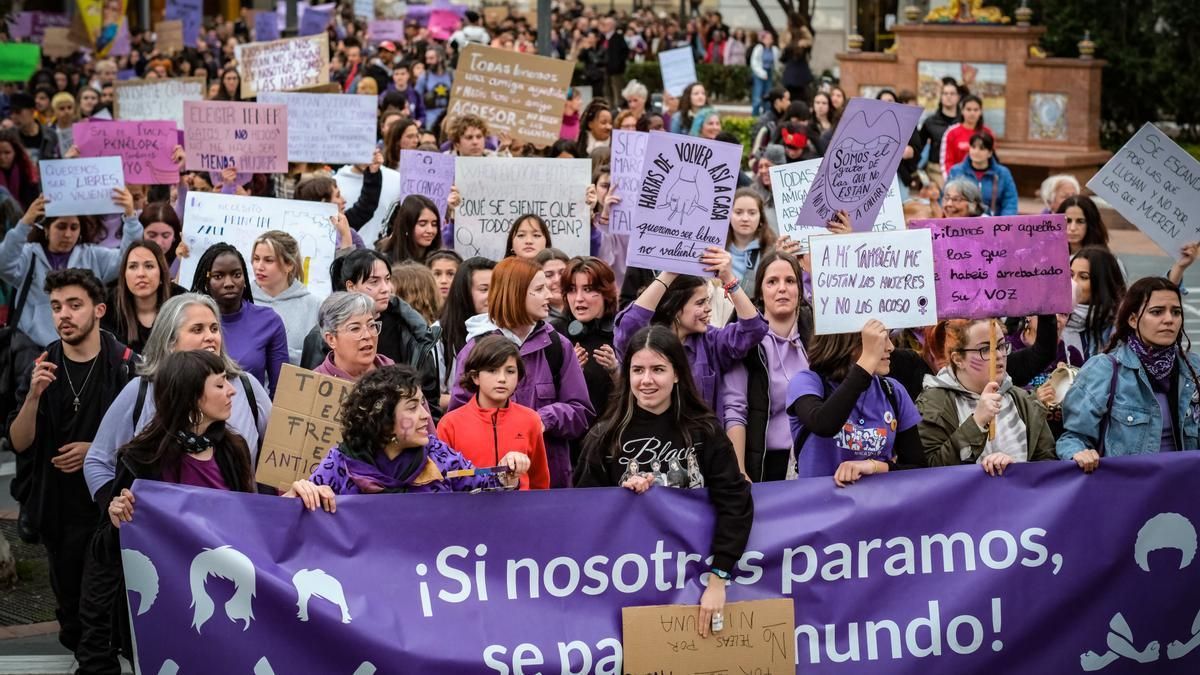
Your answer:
[770,158,905,239]
[113,76,204,127]
[453,157,591,260]
[180,192,339,297]
[257,92,376,164]
[40,157,126,216]
[810,229,937,335]
[659,47,698,98]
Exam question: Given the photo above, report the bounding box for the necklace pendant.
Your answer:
[73,396,79,412]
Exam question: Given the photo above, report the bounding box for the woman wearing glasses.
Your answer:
[313,292,392,381]
[917,319,1057,474]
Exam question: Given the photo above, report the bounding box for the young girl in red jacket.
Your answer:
[437,334,550,490]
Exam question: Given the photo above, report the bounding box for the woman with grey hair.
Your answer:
[1039,174,1080,214]
[621,80,648,119]
[939,178,985,218]
[312,292,394,381]
[82,293,271,502]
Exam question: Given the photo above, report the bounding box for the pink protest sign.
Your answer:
[910,214,1072,320]
[183,101,288,174]
[74,120,179,185]
[795,98,922,231]
[428,10,461,40]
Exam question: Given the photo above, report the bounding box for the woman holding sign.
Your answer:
[1058,278,1200,471]
[917,319,1057,472]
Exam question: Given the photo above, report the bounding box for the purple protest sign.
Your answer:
[625,133,741,276]
[609,129,648,235]
[405,5,433,26]
[911,214,1072,319]
[74,120,179,185]
[299,2,335,36]
[367,19,405,43]
[183,101,288,174]
[254,11,280,42]
[398,150,455,221]
[122,453,1200,673]
[795,98,922,231]
[165,0,202,47]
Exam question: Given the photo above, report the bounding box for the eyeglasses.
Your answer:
[944,195,969,204]
[959,342,1013,359]
[339,320,382,339]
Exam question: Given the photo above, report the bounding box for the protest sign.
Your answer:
[795,98,922,231]
[113,77,204,127]
[42,27,78,58]
[298,2,334,36]
[770,158,905,239]
[367,19,405,43]
[406,4,432,25]
[659,47,698,97]
[623,599,795,674]
[354,0,375,19]
[0,43,40,82]
[609,129,648,235]
[447,44,575,146]
[257,364,352,491]
[625,134,741,276]
[254,10,280,41]
[74,120,179,185]
[164,0,202,46]
[235,33,330,99]
[154,20,184,53]
[429,9,461,40]
[183,101,288,174]
[810,228,936,335]
[1087,123,1200,259]
[122,453,1200,674]
[910,214,1071,319]
[9,12,69,41]
[179,192,339,297]
[257,92,375,164]
[39,157,125,217]
[454,157,590,259]
[398,150,456,221]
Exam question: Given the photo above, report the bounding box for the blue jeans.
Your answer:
[751,76,771,116]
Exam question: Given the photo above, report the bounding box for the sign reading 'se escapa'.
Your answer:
[120,454,1200,673]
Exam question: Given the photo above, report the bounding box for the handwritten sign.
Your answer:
[74,120,179,185]
[447,44,574,146]
[183,101,288,174]
[622,599,796,675]
[625,133,741,276]
[257,364,353,491]
[180,192,339,297]
[154,20,184,53]
[909,214,1071,320]
[41,27,78,58]
[398,150,455,221]
[257,92,375,164]
[164,0,202,46]
[0,43,41,82]
[7,12,69,41]
[113,77,204,127]
[1087,123,1200,259]
[810,229,937,335]
[234,33,330,99]
[609,129,648,235]
[658,47,698,97]
[454,157,591,260]
[40,157,126,217]
[796,97,922,231]
[770,158,905,240]
[367,19,405,42]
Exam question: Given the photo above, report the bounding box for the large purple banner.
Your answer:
[121,454,1200,673]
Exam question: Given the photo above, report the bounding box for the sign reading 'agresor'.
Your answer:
[447,44,574,146]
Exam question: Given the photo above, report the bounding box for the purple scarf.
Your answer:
[341,437,450,493]
[1128,334,1177,389]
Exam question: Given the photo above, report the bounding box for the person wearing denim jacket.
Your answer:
[1057,278,1200,471]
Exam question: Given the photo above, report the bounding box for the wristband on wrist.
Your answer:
[653,278,670,291]
[710,567,732,581]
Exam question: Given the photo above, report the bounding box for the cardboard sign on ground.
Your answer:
[622,598,795,674]
[256,364,353,491]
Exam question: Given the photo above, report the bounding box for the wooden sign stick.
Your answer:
[988,319,998,441]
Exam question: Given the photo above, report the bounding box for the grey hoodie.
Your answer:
[252,280,321,365]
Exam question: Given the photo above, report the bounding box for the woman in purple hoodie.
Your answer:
[448,257,595,488]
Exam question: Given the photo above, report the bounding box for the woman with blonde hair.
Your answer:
[392,260,440,324]
[250,230,319,365]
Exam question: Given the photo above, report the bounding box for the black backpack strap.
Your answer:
[544,325,564,385]
[8,252,37,328]
[1096,354,1120,457]
[239,373,259,429]
[131,377,149,429]
[880,376,900,420]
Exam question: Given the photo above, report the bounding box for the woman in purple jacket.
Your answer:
[449,257,595,488]
[614,246,769,417]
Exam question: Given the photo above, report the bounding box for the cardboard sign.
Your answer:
[447,44,574,146]
[810,229,937,335]
[398,150,455,221]
[795,98,922,231]
[298,2,334,36]
[256,364,353,491]
[164,0,202,46]
[74,120,179,185]
[622,599,796,675]
[154,20,184,53]
[179,192,339,296]
[625,134,742,276]
[658,46,698,97]
[257,92,375,164]
[1087,123,1200,259]
[910,214,1072,320]
[235,33,330,99]
[183,100,289,174]
[254,10,280,42]
[0,43,41,82]
[609,129,648,235]
[42,27,78,58]
[454,157,591,260]
[114,77,204,127]
[771,158,905,240]
[40,157,126,217]
[367,19,405,43]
